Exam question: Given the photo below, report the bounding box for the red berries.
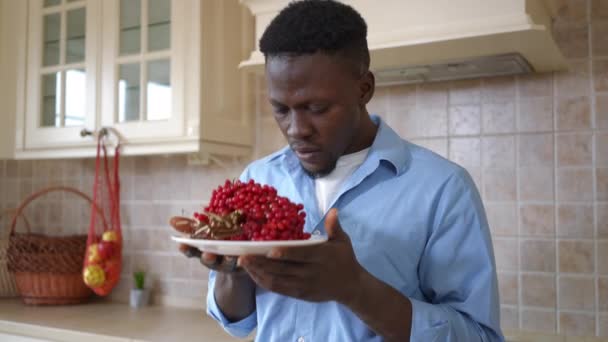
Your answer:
[194,179,310,241]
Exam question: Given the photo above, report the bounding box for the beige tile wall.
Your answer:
[0,0,606,337]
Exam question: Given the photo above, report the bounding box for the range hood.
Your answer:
[239,0,567,84]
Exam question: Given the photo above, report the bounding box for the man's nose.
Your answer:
[286,111,313,139]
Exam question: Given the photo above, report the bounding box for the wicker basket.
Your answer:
[7,186,108,305]
[0,209,30,297]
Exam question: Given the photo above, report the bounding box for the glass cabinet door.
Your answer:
[101,0,183,140]
[25,0,99,148]
[116,0,172,123]
[40,0,86,128]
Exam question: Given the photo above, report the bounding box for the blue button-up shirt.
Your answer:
[207,116,504,342]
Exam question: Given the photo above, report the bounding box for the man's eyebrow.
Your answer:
[269,97,329,106]
[268,99,287,108]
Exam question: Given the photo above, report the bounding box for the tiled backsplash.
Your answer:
[0,156,247,308]
[1,0,607,338]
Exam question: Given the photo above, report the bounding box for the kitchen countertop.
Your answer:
[0,299,249,342]
[1,299,607,342]
[504,331,608,342]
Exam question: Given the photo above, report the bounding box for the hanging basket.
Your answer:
[7,186,108,305]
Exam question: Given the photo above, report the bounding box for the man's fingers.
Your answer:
[201,252,218,264]
[244,264,311,299]
[240,255,312,278]
[267,245,322,263]
[201,254,244,274]
[325,208,348,241]
[179,244,243,273]
[179,244,201,258]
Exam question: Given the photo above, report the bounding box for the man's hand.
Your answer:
[179,245,255,322]
[238,208,364,304]
[179,244,245,274]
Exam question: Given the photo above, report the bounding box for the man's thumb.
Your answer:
[325,208,345,240]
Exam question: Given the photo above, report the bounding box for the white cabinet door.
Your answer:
[100,0,192,143]
[23,0,100,149]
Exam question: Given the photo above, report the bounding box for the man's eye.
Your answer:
[272,106,289,115]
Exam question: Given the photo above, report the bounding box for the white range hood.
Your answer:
[239,0,568,84]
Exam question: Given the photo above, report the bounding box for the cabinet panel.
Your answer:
[147,0,170,52]
[199,0,254,148]
[65,7,86,64]
[119,0,141,55]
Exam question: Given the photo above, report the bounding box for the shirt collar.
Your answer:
[267,115,411,176]
[368,115,411,175]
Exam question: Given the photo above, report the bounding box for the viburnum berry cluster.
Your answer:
[192,179,309,241]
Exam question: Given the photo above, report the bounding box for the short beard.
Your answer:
[302,160,337,179]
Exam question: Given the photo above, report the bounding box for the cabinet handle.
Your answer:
[80,127,124,147]
[80,128,108,138]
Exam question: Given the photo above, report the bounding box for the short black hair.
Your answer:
[259,0,370,75]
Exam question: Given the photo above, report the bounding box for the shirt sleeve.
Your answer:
[411,168,504,342]
[206,270,257,338]
[205,165,258,337]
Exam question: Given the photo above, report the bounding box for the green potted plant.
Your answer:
[130,270,150,308]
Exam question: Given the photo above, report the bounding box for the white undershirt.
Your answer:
[315,148,370,215]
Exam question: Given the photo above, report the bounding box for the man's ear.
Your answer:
[359,70,375,106]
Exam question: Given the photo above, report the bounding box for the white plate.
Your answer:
[171,235,328,256]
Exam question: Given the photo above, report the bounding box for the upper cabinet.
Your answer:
[4,0,254,159]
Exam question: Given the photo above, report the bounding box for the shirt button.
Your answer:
[312,230,321,235]
[297,337,305,342]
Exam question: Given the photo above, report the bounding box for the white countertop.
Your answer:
[505,331,608,342]
[2,299,606,342]
[0,299,250,342]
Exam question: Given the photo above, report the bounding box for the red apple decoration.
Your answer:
[97,240,116,260]
[103,258,121,282]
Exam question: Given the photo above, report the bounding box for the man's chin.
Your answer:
[300,161,336,178]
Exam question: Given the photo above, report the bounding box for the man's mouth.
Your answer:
[295,150,321,161]
[292,145,322,163]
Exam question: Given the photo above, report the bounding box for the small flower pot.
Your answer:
[130,288,150,308]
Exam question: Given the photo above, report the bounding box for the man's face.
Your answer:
[266,53,373,176]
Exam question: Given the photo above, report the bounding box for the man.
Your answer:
[184,1,504,341]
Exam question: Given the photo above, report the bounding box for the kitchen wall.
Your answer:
[0,0,606,337]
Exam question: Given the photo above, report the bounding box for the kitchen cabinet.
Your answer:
[2,0,254,159]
